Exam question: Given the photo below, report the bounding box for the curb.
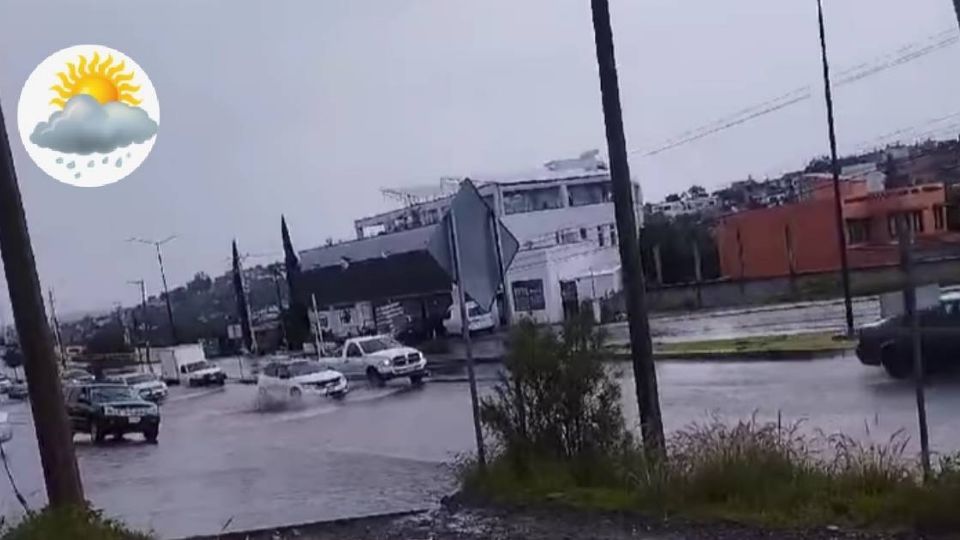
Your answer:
[181,508,432,540]
[429,348,853,367]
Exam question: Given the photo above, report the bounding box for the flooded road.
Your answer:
[0,354,957,538]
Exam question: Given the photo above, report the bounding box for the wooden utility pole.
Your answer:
[47,289,65,366]
[816,0,855,336]
[953,0,960,31]
[590,0,665,456]
[128,236,179,344]
[129,279,153,373]
[897,218,931,481]
[0,99,85,506]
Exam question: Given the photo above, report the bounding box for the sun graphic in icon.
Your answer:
[17,45,160,188]
[50,52,141,108]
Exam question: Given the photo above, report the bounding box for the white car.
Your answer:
[257,359,348,401]
[319,335,428,388]
[110,372,169,403]
[443,301,497,336]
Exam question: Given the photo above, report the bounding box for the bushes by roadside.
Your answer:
[462,317,960,533]
[1,505,151,540]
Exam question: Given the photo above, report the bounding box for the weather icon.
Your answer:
[17,45,159,187]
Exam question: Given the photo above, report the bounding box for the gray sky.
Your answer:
[1,0,959,316]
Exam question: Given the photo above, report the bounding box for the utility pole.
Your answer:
[128,236,178,344]
[128,280,153,373]
[0,98,85,506]
[590,0,665,456]
[953,0,960,31]
[47,289,66,367]
[816,0,855,336]
[270,266,289,350]
[897,218,931,481]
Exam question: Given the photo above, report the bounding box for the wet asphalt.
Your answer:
[1,354,958,539]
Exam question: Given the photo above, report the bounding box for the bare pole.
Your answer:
[954,0,960,31]
[896,218,931,481]
[128,236,179,344]
[0,98,85,506]
[590,0,665,456]
[128,279,153,373]
[311,294,324,358]
[47,289,65,367]
[816,0,855,336]
[450,209,486,468]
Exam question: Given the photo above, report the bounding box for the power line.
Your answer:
[630,28,959,158]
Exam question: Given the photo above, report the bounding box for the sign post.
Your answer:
[428,180,519,469]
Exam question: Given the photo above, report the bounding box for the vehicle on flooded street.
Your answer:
[158,344,226,386]
[108,371,169,403]
[319,335,428,388]
[443,301,497,335]
[257,359,348,401]
[65,383,161,444]
[856,292,960,378]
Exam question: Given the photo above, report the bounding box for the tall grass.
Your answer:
[1,506,152,540]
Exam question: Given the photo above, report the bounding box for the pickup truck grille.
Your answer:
[392,353,421,367]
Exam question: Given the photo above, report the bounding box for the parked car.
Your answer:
[257,359,348,401]
[856,292,960,378]
[108,372,168,403]
[158,344,226,386]
[61,368,94,385]
[319,335,428,387]
[443,301,497,336]
[64,383,160,444]
[6,383,28,400]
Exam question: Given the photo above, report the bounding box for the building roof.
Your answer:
[299,225,437,271]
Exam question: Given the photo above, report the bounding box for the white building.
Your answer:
[301,151,642,330]
[650,194,719,218]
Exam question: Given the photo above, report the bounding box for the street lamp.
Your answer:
[127,236,178,344]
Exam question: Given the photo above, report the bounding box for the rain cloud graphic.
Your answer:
[29,94,157,155]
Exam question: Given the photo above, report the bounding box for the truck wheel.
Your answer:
[881,345,911,380]
[90,421,107,444]
[410,374,424,386]
[144,427,159,444]
[366,368,385,388]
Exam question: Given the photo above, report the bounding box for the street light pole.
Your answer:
[590,0,665,457]
[0,98,85,506]
[128,279,153,373]
[816,0,856,336]
[128,236,178,344]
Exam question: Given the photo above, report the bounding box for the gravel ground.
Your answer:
[197,503,926,540]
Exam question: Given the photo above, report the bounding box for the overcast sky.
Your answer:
[1,0,959,317]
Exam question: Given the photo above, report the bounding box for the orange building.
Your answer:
[715,181,959,280]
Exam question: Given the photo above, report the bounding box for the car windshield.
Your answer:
[358,337,401,353]
[468,304,486,317]
[185,361,212,373]
[125,374,156,385]
[289,362,326,377]
[89,386,138,402]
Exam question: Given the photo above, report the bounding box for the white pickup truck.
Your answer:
[319,335,428,387]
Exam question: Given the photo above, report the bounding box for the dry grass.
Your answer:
[655,331,855,356]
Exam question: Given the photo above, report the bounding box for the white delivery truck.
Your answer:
[156,344,226,386]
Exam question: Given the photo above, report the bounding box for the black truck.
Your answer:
[65,383,161,444]
[856,292,960,378]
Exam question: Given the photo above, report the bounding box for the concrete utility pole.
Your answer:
[128,279,153,373]
[953,0,960,32]
[816,0,856,336]
[47,289,66,366]
[128,236,178,344]
[590,0,665,456]
[0,99,85,506]
[896,218,931,481]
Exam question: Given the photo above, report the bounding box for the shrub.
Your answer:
[479,314,633,479]
[1,506,152,540]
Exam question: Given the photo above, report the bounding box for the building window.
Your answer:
[567,181,613,207]
[934,205,946,230]
[580,227,587,240]
[597,225,605,247]
[503,187,563,215]
[609,224,618,246]
[887,211,924,238]
[846,218,871,245]
[512,280,546,312]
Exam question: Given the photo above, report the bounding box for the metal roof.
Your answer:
[299,225,438,271]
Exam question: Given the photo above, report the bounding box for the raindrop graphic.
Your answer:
[102,157,109,164]
[74,172,81,179]
[55,157,63,164]
[66,161,75,169]
[126,152,131,158]
[115,157,123,168]
[87,160,94,168]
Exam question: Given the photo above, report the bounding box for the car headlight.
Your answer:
[381,359,391,367]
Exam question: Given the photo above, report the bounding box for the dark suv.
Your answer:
[65,383,161,444]
[856,292,960,378]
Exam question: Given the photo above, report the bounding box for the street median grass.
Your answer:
[461,418,960,533]
[647,331,855,359]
